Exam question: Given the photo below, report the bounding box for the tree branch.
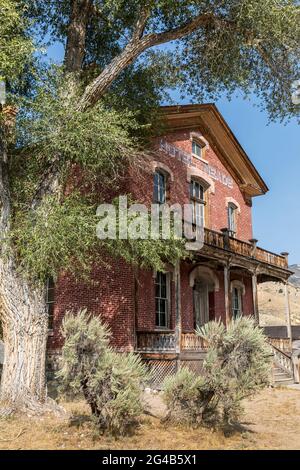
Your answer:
[132,5,151,41]
[255,43,292,96]
[78,12,217,110]
[64,0,93,73]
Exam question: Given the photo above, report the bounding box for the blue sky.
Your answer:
[47,42,300,264]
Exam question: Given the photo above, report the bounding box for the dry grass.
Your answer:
[0,388,300,450]
[258,282,300,326]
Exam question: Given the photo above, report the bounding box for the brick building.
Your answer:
[47,104,292,385]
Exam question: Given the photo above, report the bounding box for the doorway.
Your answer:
[193,279,210,329]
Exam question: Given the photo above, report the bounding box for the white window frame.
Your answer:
[192,140,203,160]
[232,286,243,319]
[155,272,170,329]
[228,202,237,237]
[190,179,206,228]
[153,170,167,204]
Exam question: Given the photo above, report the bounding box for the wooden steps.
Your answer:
[273,364,294,386]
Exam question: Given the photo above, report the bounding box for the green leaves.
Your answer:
[10,190,188,282]
[179,0,300,121]
[57,310,148,435]
[0,0,34,88]
[164,317,272,427]
[27,0,300,121]
[16,68,140,175]
[11,193,100,282]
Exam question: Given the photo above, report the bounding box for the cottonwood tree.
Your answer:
[0,0,299,413]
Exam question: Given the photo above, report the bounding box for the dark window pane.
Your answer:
[159,299,166,314]
[155,282,160,298]
[161,284,167,298]
[48,303,54,330]
[155,272,169,327]
[192,141,202,157]
[153,171,166,204]
[190,180,204,202]
[160,310,167,327]
[47,288,55,303]
[46,277,55,330]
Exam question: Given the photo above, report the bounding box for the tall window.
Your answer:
[192,140,203,159]
[190,179,206,227]
[46,277,55,330]
[155,272,169,328]
[232,287,242,319]
[227,203,237,237]
[153,171,166,204]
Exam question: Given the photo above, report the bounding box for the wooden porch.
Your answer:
[203,228,288,270]
[136,331,208,354]
[135,229,293,388]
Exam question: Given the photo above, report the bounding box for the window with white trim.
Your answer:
[46,277,55,330]
[190,179,206,227]
[155,272,170,328]
[232,287,243,319]
[192,140,203,159]
[228,202,237,237]
[153,170,167,204]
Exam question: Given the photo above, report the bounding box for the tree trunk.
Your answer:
[0,259,48,412]
[64,0,92,73]
[0,109,53,413]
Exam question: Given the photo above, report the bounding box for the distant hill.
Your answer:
[258,265,300,326]
[288,264,300,287]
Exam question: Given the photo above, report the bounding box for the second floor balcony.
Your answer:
[202,227,288,270]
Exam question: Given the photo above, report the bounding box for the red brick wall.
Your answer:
[48,256,136,351]
[127,129,252,241]
[48,126,254,351]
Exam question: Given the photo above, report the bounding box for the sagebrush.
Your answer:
[57,310,148,436]
[163,317,272,428]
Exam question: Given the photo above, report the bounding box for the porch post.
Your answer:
[252,270,259,324]
[174,261,182,355]
[284,281,292,349]
[224,263,231,326]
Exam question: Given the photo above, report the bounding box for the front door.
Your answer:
[193,280,209,329]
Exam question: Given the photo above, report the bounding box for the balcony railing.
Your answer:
[136,331,176,352]
[204,228,288,269]
[181,332,208,351]
[136,331,207,353]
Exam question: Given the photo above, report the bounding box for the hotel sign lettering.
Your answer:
[159,139,233,189]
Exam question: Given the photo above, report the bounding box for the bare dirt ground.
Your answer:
[0,388,300,450]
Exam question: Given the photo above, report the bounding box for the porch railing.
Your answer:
[136,331,208,353]
[268,337,291,353]
[272,344,294,378]
[181,332,208,351]
[136,331,176,352]
[204,228,288,269]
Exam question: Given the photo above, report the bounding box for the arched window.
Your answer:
[232,286,243,319]
[153,170,167,204]
[227,202,238,237]
[190,179,207,227]
[192,139,206,160]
